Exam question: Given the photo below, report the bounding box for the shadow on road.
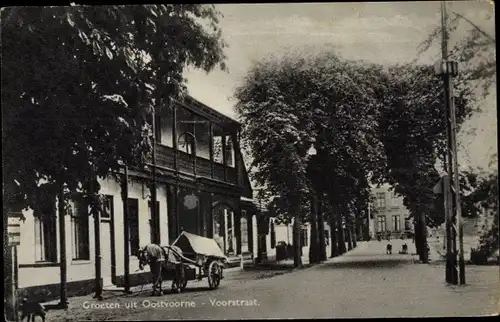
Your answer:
[318,258,410,270]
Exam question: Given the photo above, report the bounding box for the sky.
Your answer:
[183,1,497,173]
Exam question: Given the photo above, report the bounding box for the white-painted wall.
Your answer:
[17,176,170,289]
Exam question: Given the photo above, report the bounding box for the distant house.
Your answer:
[369,184,412,238]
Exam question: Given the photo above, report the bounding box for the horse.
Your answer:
[138,244,186,296]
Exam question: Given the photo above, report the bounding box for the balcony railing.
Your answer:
[156,143,237,184]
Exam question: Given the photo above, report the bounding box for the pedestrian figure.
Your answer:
[386,243,392,254]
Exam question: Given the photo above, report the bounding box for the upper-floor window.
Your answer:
[213,125,224,164]
[177,107,196,155]
[376,192,386,209]
[158,106,174,147]
[224,135,235,167]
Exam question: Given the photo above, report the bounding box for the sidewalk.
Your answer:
[42,243,366,315]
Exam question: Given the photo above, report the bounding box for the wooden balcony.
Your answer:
[156,143,237,184]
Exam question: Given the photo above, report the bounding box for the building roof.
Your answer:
[183,95,240,127]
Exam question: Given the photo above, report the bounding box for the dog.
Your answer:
[386,243,392,254]
[19,298,46,322]
[402,243,408,253]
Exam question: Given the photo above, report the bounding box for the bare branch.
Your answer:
[452,11,496,43]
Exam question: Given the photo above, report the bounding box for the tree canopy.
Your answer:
[375,64,476,227]
[236,48,478,234]
[235,51,386,228]
[1,5,227,213]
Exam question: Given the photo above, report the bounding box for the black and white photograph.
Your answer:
[2,1,498,320]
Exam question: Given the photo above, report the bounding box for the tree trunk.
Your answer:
[337,213,347,254]
[4,207,15,321]
[317,199,327,261]
[414,219,421,255]
[346,226,353,251]
[121,166,131,293]
[58,187,68,308]
[293,210,302,268]
[329,217,339,258]
[309,196,319,264]
[352,223,358,248]
[419,211,428,263]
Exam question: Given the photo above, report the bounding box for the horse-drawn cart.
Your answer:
[140,231,227,294]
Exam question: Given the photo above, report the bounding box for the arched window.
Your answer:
[178,132,195,155]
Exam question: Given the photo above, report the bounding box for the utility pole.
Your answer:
[150,85,159,245]
[436,1,465,285]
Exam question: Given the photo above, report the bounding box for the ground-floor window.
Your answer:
[392,215,401,232]
[71,199,90,260]
[127,198,140,256]
[34,213,57,263]
[213,208,237,255]
[148,201,160,244]
[226,209,236,255]
[377,215,386,232]
[300,228,308,247]
[213,208,225,252]
[404,218,411,230]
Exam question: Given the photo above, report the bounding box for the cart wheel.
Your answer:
[207,261,221,290]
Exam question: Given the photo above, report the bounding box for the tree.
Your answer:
[236,51,387,265]
[374,63,475,261]
[235,53,318,267]
[2,4,226,314]
[2,4,227,212]
[305,55,386,256]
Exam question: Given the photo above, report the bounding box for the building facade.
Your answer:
[14,95,260,302]
[370,184,412,238]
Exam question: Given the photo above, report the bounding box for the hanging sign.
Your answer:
[8,216,22,246]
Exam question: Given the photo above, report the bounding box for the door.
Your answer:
[179,190,199,234]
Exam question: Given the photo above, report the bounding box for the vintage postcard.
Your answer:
[2,1,497,320]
